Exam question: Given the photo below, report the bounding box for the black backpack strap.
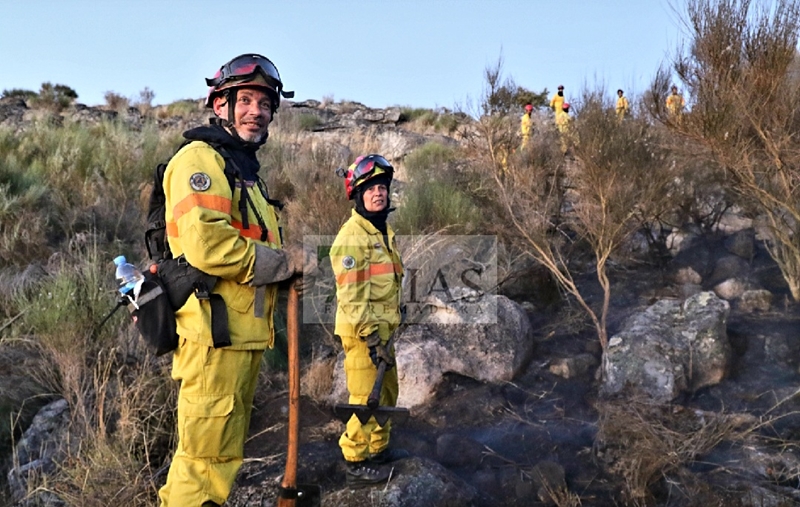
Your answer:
[145,139,194,262]
[214,145,271,242]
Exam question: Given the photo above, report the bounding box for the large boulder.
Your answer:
[602,291,732,403]
[328,292,533,409]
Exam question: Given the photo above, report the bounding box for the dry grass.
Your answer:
[300,356,336,403]
[595,393,752,506]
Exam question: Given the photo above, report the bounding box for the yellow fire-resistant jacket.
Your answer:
[520,113,533,138]
[555,110,572,133]
[616,96,630,118]
[164,140,282,350]
[666,93,685,115]
[331,210,404,342]
[550,93,565,113]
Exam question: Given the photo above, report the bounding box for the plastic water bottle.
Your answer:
[113,255,144,299]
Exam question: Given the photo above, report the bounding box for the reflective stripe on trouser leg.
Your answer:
[158,339,263,506]
[338,334,399,462]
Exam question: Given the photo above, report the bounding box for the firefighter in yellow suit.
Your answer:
[520,103,534,149]
[616,89,630,122]
[556,102,574,154]
[158,54,314,506]
[666,85,685,117]
[330,154,408,487]
[550,84,565,115]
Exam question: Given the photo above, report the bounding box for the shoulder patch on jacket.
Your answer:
[189,172,212,191]
[342,256,356,269]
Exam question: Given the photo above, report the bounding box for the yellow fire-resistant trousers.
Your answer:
[158,339,263,506]
[338,334,399,462]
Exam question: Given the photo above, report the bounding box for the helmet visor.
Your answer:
[353,155,393,182]
[206,54,283,91]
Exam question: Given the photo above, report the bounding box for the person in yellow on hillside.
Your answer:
[556,102,574,154]
[616,89,630,122]
[550,85,565,115]
[331,154,408,488]
[520,103,534,149]
[157,53,316,507]
[666,85,685,117]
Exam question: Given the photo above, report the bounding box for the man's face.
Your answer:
[214,87,273,143]
[618,91,623,97]
[363,183,388,212]
[671,87,678,95]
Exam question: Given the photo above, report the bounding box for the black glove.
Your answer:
[365,331,395,370]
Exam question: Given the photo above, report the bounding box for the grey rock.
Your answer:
[738,289,773,313]
[7,399,71,504]
[602,292,731,403]
[724,228,756,261]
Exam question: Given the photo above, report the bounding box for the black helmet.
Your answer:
[205,53,294,111]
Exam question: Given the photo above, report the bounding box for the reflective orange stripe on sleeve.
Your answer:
[336,262,401,285]
[172,193,231,221]
[231,220,276,244]
[165,219,276,244]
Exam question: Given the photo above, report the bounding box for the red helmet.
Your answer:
[524,103,533,112]
[562,102,570,111]
[336,154,394,200]
[204,53,294,110]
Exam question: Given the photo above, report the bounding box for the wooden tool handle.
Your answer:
[278,279,300,507]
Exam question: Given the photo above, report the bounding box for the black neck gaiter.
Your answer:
[353,184,394,248]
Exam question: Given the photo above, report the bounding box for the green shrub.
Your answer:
[158,99,200,118]
[1,88,37,101]
[404,142,458,179]
[393,142,482,234]
[399,107,431,123]
[434,113,460,134]
[393,179,481,234]
[30,82,78,112]
[297,113,322,131]
[0,119,180,266]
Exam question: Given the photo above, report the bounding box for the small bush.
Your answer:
[30,82,78,112]
[296,113,322,131]
[404,142,459,179]
[393,142,482,234]
[133,87,155,115]
[434,113,461,134]
[1,88,37,102]
[157,99,200,118]
[399,107,431,123]
[104,90,129,111]
[393,180,482,234]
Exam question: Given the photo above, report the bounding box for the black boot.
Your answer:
[345,461,391,488]
[370,447,410,464]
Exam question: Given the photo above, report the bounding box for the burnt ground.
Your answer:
[238,239,800,506]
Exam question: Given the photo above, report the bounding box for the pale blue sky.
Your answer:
[1,1,685,109]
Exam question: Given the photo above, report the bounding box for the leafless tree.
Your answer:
[652,0,800,299]
[484,83,673,354]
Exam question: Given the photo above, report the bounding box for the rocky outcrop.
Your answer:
[328,292,534,409]
[602,291,732,403]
